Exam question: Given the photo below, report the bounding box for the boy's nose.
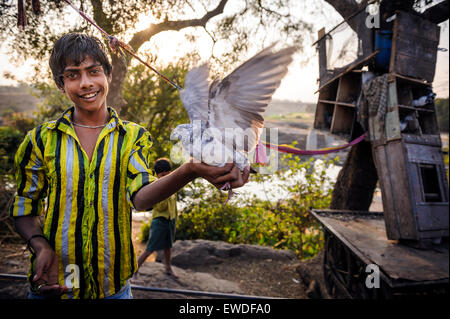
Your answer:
[79,72,94,89]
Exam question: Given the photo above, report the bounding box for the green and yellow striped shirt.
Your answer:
[10,107,156,299]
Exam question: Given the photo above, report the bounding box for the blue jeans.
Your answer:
[28,281,132,299]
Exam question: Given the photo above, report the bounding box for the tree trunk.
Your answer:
[107,55,129,112]
[330,141,378,210]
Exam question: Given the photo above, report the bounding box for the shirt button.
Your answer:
[90,173,94,179]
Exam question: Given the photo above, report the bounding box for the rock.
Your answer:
[131,262,242,299]
[156,239,297,268]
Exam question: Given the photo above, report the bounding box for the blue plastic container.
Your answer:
[375,30,393,71]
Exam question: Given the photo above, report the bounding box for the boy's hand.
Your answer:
[189,162,250,189]
[33,246,69,297]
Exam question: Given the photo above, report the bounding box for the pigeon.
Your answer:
[171,44,296,197]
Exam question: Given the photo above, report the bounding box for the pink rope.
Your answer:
[263,132,366,156]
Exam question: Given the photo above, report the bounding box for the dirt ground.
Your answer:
[0,219,323,299]
[132,220,312,299]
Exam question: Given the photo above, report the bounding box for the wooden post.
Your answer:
[317,28,327,87]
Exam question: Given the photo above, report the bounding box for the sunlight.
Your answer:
[132,12,214,66]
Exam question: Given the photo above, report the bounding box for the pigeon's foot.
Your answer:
[219,182,231,191]
[220,182,239,205]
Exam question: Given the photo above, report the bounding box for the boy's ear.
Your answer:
[107,73,112,83]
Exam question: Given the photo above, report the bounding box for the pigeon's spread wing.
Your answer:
[208,44,296,152]
[180,63,210,123]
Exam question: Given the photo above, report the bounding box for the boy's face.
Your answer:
[60,55,111,113]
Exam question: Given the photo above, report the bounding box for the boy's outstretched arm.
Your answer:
[133,162,249,211]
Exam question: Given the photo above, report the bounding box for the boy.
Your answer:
[137,158,178,277]
[9,33,249,299]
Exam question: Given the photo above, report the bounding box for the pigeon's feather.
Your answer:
[179,63,210,123]
[208,45,296,152]
[176,44,296,169]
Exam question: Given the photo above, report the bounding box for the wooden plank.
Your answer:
[336,101,355,108]
[318,28,328,85]
[336,72,361,104]
[315,50,380,94]
[314,211,449,283]
[385,141,418,239]
[330,105,354,134]
[373,145,402,239]
[390,11,440,82]
[394,73,431,85]
[398,105,434,113]
[313,102,334,130]
[318,99,336,105]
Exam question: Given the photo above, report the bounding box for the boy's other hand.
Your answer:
[33,246,69,297]
[189,162,250,189]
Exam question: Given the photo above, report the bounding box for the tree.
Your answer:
[0,0,317,115]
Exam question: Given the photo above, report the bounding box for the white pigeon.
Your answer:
[171,44,296,191]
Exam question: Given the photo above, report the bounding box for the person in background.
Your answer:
[137,158,179,277]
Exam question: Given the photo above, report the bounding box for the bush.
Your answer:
[0,126,25,176]
[175,155,338,259]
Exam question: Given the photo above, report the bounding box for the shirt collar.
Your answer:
[49,106,127,133]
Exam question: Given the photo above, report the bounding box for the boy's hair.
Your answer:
[49,33,112,88]
[154,158,172,175]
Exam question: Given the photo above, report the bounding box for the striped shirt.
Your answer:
[10,107,156,299]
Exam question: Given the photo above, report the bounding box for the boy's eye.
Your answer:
[64,73,78,79]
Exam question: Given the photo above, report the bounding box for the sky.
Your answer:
[0,1,448,103]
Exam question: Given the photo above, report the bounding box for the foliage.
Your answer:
[159,154,339,259]
[32,81,73,123]
[0,0,318,113]
[0,126,25,177]
[435,98,449,133]
[122,61,191,161]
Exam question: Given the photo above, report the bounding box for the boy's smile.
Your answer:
[61,56,111,118]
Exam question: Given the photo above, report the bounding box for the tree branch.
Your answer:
[90,0,113,34]
[128,0,229,51]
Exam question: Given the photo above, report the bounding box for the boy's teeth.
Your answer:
[82,92,97,98]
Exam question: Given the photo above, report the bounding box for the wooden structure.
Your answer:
[311,209,448,298]
[311,8,448,298]
[372,12,447,241]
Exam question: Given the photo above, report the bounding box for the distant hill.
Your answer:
[266,99,316,116]
[0,85,39,116]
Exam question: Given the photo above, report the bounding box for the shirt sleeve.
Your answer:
[9,128,48,218]
[126,128,157,210]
